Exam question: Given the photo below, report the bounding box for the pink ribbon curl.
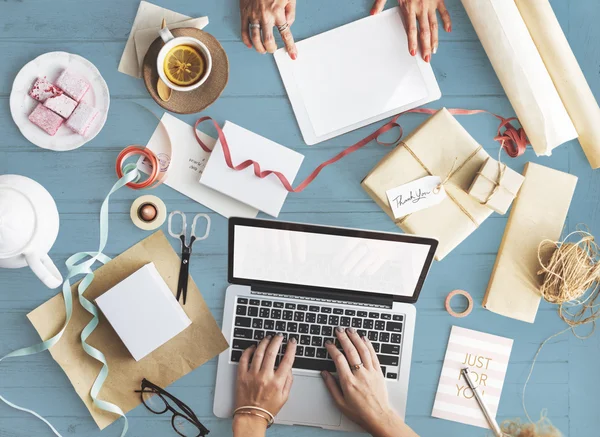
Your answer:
[194,108,530,194]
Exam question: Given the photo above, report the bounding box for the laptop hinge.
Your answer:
[250,284,394,309]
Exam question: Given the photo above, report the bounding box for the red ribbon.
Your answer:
[193,109,529,194]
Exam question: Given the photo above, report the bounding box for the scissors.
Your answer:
[168,211,211,305]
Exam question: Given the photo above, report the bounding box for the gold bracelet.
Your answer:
[234,410,271,428]
[233,406,275,428]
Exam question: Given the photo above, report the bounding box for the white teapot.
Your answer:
[0,175,63,288]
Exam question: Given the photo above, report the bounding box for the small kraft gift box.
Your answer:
[361,108,493,261]
[467,157,525,214]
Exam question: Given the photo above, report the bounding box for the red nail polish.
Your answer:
[448,25,452,32]
[425,55,431,63]
[370,9,376,15]
[410,49,416,56]
[291,53,297,60]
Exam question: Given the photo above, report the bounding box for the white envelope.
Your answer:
[138,113,258,219]
[134,17,209,74]
[274,7,441,145]
[118,1,208,78]
[199,121,304,217]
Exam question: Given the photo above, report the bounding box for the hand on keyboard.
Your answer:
[321,328,419,437]
[233,333,297,433]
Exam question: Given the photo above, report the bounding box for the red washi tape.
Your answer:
[115,146,161,190]
[445,289,474,318]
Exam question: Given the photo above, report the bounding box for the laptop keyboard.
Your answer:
[230,296,404,380]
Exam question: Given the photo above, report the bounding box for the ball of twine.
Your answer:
[537,229,600,330]
[501,414,562,437]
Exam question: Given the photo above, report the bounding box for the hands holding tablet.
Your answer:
[233,329,419,437]
[372,0,452,62]
[239,0,451,62]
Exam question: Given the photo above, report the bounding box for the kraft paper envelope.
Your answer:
[118,1,208,78]
[461,0,577,156]
[27,231,228,430]
[483,163,577,323]
[362,108,493,261]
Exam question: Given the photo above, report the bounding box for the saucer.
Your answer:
[143,28,229,114]
[10,52,110,152]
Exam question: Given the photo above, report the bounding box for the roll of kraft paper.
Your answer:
[461,0,577,156]
[515,0,600,169]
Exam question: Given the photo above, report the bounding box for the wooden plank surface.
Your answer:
[0,0,597,436]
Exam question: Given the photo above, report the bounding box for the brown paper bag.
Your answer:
[362,108,492,260]
[27,231,228,429]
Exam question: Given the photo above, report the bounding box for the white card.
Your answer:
[96,263,192,361]
[199,121,305,217]
[386,176,447,219]
[137,113,258,219]
[432,326,513,429]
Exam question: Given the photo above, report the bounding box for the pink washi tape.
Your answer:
[445,289,474,318]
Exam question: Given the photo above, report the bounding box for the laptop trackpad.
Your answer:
[278,376,342,427]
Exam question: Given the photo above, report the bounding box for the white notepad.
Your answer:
[199,121,304,217]
[96,263,192,361]
[275,7,441,145]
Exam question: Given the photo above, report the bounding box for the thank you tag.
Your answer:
[386,176,447,219]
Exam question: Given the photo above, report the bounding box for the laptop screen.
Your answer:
[229,220,437,301]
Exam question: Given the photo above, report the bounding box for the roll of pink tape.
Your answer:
[445,289,474,318]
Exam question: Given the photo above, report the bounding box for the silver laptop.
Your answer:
[214,218,437,432]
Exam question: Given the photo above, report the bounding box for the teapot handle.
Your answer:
[25,253,63,289]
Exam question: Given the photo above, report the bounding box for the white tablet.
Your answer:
[275,7,441,145]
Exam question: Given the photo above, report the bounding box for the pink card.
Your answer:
[431,326,513,429]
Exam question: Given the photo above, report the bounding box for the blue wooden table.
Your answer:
[1,0,599,436]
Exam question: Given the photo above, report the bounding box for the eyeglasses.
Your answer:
[135,378,210,437]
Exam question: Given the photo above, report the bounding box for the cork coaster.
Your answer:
[143,28,229,114]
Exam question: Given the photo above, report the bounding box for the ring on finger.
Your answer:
[249,22,261,29]
[350,362,364,371]
[277,22,289,33]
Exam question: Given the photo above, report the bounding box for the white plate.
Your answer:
[10,52,110,151]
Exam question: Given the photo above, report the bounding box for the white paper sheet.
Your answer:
[275,7,441,145]
[199,121,304,217]
[138,113,258,218]
[96,263,192,361]
[461,0,577,156]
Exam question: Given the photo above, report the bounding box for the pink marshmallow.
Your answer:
[29,77,63,102]
[29,103,64,136]
[56,69,90,102]
[44,94,77,119]
[66,102,99,136]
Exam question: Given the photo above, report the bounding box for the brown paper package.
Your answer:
[468,157,525,215]
[361,108,493,261]
[483,163,577,323]
[27,231,229,430]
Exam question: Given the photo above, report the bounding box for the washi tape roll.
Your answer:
[445,289,474,318]
[130,195,167,230]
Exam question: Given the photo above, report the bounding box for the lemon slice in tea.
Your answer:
[163,45,205,87]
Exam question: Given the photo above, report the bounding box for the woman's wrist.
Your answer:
[232,412,268,437]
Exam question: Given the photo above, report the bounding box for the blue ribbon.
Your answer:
[0,168,140,436]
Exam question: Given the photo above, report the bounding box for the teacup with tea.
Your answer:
[157,27,212,92]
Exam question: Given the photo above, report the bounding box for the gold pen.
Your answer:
[461,367,503,437]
